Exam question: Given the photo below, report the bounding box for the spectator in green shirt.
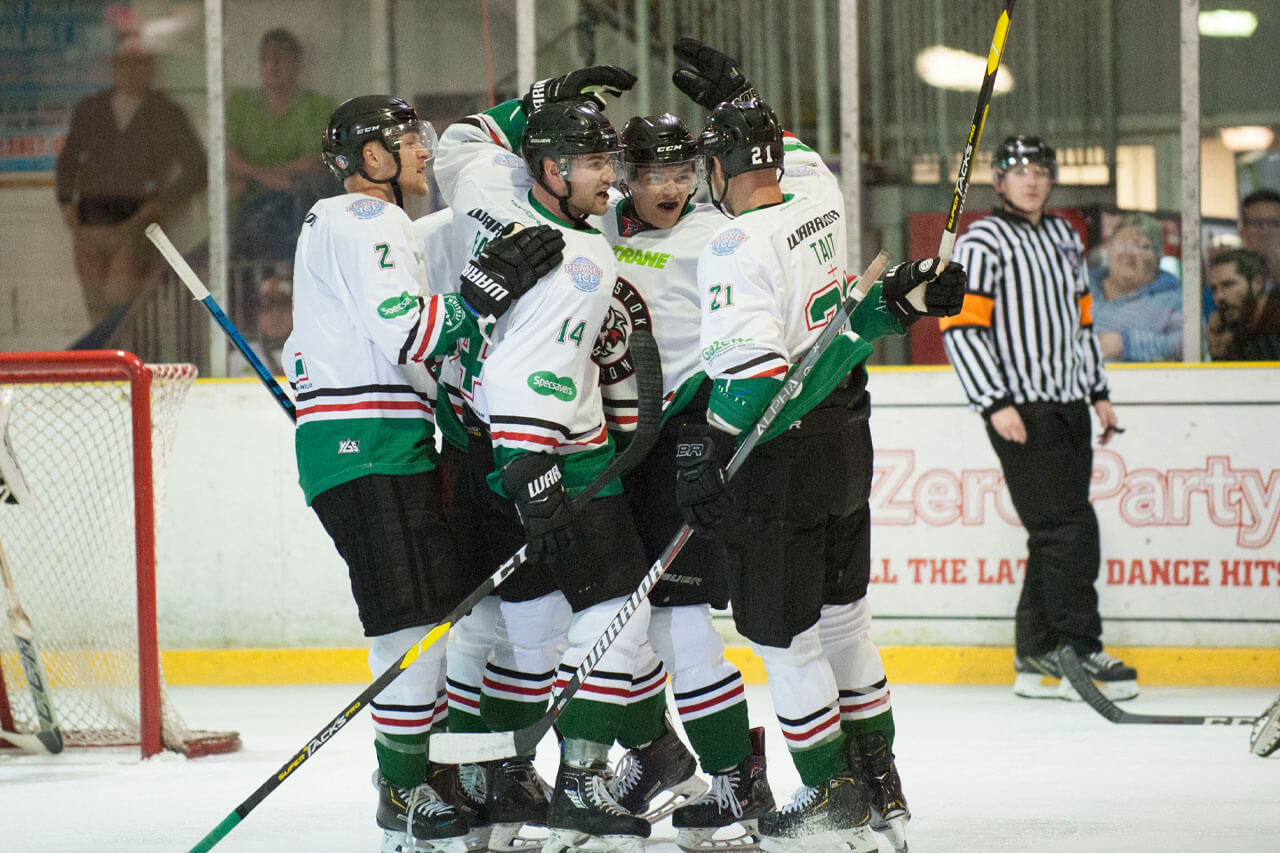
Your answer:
[227,28,336,260]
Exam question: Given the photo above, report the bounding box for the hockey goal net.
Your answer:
[0,350,240,757]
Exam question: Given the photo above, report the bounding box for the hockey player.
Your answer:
[286,95,563,853]
[594,112,774,849]
[667,40,965,853]
[433,67,662,851]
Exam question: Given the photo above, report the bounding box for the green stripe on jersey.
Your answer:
[297,417,437,504]
[481,98,528,151]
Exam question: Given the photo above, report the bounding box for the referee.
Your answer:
[940,135,1139,702]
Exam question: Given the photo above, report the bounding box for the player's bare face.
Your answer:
[565,153,617,218]
[1208,263,1261,325]
[631,164,697,229]
[390,132,432,196]
[998,163,1052,216]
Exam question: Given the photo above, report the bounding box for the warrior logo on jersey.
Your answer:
[566,257,603,293]
[347,198,386,220]
[710,228,749,257]
[592,276,653,385]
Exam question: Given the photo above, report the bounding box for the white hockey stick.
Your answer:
[0,390,63,754]
[429,251,891,764]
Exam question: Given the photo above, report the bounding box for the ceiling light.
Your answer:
[1198,10,1258,38]
[915,46,1015,93]
[1219,126,1274,152]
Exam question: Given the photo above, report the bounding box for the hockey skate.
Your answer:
[853,731,909,853]
[375,771,471,853]
[757,774,876,853]
[1249,694,1280,758]
[428,762,492,852]
[608,715,707,820]
[1014,649,1139,701]
[486,757,553,850]
[672,727,775,852]
[544,748,650,853]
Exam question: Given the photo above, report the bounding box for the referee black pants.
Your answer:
[987,400,1103,657]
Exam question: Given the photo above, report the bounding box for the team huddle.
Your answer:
[285,39,964,853]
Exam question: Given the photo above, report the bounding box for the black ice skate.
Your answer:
[428,762,492,852]
[608,715,706,820]
[757,773,876,853]
[671,726,775,851]
[1015,648,1139,701]
[854,731,909,853]
[545,742,651,853]
[485,757,552,850]
[375,771,471,853]
[1077,649,1140,700]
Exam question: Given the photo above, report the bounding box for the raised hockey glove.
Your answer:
[522,65,637,114]
[501,452,575,559]
[672,38,758,110]
[882,258,967,325]
[459,222,564,320]
[675,424,735,535]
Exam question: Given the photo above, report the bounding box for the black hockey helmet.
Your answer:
[521,100,620,183]
[322,95,436,183]
[618,113,704,197]
[699,97,783,180]
[993,135,1057,181]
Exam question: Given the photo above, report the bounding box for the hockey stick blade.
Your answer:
[1058,646,1256,727]
[145,223,298,422]
[186,331,663,853]
[429,252,890,764]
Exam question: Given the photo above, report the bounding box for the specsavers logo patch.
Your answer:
[378,291,417,319]
[566,257,603,293]
[527,371,577,401]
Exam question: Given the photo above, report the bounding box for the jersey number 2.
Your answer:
[374,243,395,269]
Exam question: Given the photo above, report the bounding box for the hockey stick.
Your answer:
[429,250,892,764]
[0,390,63,754]
[145,223,298,422]
[1058,646,1258,727]
[936,0,1016,268]
[186,329,663,853]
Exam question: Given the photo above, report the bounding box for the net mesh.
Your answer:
[0,361,238,755]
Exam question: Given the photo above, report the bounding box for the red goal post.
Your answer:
[0,350,239,758]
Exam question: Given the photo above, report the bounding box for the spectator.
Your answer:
[1088,212,1182,361]
[226,28,336,261]
[940,135,1139,704]
[1205,249,1280,360]
[54,31,207,331]
[1239,188,1280,292]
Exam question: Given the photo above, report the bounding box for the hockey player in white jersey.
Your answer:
[286,95,563,853]
[593,112,776,850]
[667,40,965,853]
[433,68,666,851]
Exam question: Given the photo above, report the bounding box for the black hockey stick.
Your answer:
[429,251,892,764]
[146,224,298,423]
[186,329,663,853]
[1058,646,1258,727]
[937,0,1015,267]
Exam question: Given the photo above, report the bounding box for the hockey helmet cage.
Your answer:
[521,101,620,182]
[619,113,703,189]
[700,98,783,180]
[322,95,436,182]
[993,135,1057,181]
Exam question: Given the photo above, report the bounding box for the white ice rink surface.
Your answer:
[1,682,1277,852]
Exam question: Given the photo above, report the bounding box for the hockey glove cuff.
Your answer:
[882,258,967,324]
[672,38,758,109]
[675,424,735,535]
[500,453,575,559]
[459,223,564,320]
[522,65,637,114]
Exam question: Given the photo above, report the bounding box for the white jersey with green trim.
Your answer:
[284,192,472,502]
[697,132,849,407]
[595,195,722,431]
[434,106,615,458]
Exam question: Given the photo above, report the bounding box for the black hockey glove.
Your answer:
[522,65,637,114]
[459,223,564,320]
[672,38,758,110]
[675,424,735,535]
[500,452,575,559]
[882,258,967,325]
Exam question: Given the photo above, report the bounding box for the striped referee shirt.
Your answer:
[941,209,1109,417]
